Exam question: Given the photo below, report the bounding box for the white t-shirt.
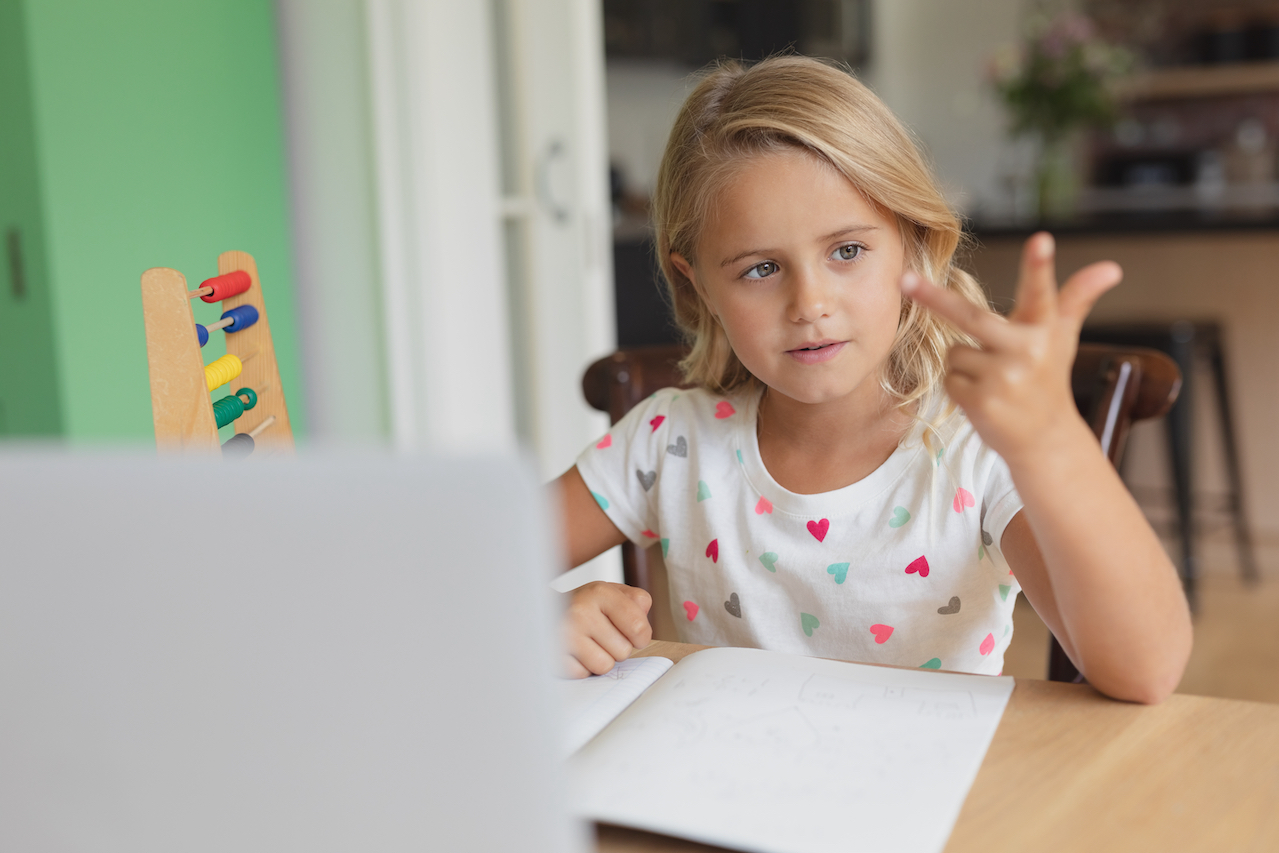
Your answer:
[576,386,1024,675]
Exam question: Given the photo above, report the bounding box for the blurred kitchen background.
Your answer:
[3,0,1277,697]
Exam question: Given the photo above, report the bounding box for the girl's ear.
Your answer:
[670,252,695,286]
[671,252,716,317]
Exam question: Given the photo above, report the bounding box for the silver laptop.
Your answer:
[0,450,583,853]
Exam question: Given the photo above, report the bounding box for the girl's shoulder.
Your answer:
[906,394,1006,470]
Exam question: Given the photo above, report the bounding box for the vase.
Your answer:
[1036,135,1079,222]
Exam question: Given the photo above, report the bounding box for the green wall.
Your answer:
[0,0,61,436]
[13,0,303,441]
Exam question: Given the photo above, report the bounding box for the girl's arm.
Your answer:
[555,466,629,568]
[901,233,1192,704]
[552,466,652,677]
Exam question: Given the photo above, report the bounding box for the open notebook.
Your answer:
[560,647,1014,853]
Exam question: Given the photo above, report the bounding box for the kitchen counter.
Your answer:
[970,208,1279,239]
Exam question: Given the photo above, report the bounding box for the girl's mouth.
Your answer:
[787,341,845,364]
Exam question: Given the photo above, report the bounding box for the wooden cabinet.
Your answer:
[0,0,301,441]
[0,0,60,436]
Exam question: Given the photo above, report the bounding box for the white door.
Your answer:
[366,0,620,583]
[493,0,620,585]
[492,0,616,478]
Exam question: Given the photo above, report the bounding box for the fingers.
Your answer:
[946,344,1000,381]
[563,582,653,677]
[613,585,654,647]
[1057,261,1122,329]
[900,271,1012,349]
[563,654,593,679]
[1010,232,1059,324]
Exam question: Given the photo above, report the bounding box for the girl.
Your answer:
[554,56,1191,703]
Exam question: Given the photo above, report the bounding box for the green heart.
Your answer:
[889,506,911,528]
[736,449,744,464]
[935,448,945,466]
[999,584,1011,601]
[920,658,942,670]
[978,544,986,561]
[800,612,820,637]
[661,538,670,558]
[826,562,850,584]
[591,491,609,510]
[696,480,712,502]
[759,552,778,572]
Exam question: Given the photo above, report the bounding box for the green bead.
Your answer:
[212,394,246,428]
[235,387,258,411]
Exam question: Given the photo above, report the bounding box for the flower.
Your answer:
[990,12,1133,143]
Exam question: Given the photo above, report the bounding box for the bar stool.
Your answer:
[1079,321,1258,608]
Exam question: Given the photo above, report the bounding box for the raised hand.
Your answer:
[899,232,1122,465]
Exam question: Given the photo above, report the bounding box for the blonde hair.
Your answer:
[653,55,986,413]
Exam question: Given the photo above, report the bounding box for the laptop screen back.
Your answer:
[0,451,582,853]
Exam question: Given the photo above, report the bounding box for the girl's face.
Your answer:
[672,149,907,412]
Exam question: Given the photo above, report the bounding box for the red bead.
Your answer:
[199,270,251,303]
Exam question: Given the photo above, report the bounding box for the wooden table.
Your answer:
[595,641,1279,853]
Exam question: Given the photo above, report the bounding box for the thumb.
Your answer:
[1057,261,1122,329]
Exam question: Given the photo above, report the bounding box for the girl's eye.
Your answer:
[743,261,779,280]
[832,243,863,262]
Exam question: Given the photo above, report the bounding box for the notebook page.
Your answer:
[558,656,674,756]
[568,647,1014,853]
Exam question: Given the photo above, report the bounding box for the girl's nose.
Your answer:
[787,266,831,323]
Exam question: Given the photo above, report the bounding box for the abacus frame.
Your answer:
[141,251,294,454]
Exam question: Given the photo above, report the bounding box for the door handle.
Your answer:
[6,227,26,300]
[536,140,571,224]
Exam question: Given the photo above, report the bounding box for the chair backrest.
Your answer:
[1071,343,1181,468]
[582,342,1181,678]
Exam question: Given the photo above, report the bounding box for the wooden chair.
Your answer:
[582,342,1181,683]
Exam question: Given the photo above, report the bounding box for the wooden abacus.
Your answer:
[141,251,293,457]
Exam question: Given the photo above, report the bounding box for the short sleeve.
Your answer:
[574,390,678,548]
[980,450,1023,553]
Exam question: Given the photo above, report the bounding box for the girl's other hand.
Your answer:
[562,581,653,678]
[899,232,1122,465]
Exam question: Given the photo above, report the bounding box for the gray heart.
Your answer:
[937,596,961,615]
[636,469,656,491]
[724,592,741,618]
[667,436,688,457]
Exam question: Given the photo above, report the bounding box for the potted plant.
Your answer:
[990,11,1133,220]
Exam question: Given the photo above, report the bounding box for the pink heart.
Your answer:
[596,434,612,449]
[683,601,699,621]
[869,624,894,644]
[807,518,830,542]
[905,556,930,577]
[953,487,975,513]
[715,401,736,419]
[979,633,995,656]
[755,496,773,515]
[705,539,719,563]
[649,415,665,432]
[641,529,658,538]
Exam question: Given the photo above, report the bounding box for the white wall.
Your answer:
[276,0,390,444]
[867,0,1029,216]
[604,1,1033,216]
[605,59,698,196]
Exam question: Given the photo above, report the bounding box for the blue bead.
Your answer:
[221,304,260,333]
[196,324,209,347]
